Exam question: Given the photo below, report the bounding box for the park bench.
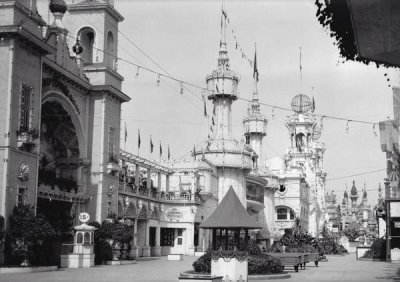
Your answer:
[267,253,302,272]
[307,253,320,266]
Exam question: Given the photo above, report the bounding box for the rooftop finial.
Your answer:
[218,3,229,69]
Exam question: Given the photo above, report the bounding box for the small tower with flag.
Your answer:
[243,44,268,168]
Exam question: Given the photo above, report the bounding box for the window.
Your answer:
[17,186,27,207]
[277,208,287,220]
[279,184,286,194]
[276,206,295,220]
[108,127,116,161]
[20,84,32,130]
[78,27,95,63]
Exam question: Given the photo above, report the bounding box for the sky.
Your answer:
[39,0,399,205]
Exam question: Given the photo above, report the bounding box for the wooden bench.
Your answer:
[307,253,320,266]
[267,253,302,272]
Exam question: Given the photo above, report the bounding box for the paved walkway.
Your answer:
[1,254,400,282]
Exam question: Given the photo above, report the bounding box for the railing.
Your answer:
[118,182,199,203]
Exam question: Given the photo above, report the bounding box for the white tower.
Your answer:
[243,47,268,168]
[196,10,253,208]
[284,94,327,236]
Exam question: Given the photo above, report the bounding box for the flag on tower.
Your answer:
[311,96,316,113]
[168,145,171,161]
[150,135,154,153]
[138,129,141,149]
[159,141,162,158]
[253,48,259,82]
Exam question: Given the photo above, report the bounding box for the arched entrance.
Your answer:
[36,96,86,265]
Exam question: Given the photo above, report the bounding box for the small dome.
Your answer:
[363,189,367,198]
[344,190,348,198]
[49,0,67,14]
[291,94,312,113]
[350,180,357,196]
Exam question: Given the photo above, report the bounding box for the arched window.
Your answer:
[84,232,90,244]
[78,27,95,64]
[276,206,295,221]
[106,31,115,68]
[77,232,83,244]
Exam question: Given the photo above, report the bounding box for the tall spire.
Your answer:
[252,42,259,102]
[218,4,229,70]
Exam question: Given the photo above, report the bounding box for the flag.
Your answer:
[222,6,227,19]
[124,122,128,143]
[168,145,170,160]
[150,135,154,153]
[202,93,207,117]
[253,48,259,82]
[193,144,196,156]
[159,142,163,158]
[138,129,141,149]
[311,96,316,113]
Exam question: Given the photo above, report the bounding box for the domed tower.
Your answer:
[284,93,327,236]
[350,180,358,208]
[196,10,253,208]
[243,46,268,168]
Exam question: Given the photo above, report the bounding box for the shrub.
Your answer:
[248,254,284,274]
[192,239,283,274]
[6,205,55,265]
[193,252,211,273]
[369,238,386,259]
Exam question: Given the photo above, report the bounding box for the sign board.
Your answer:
[79,212,90,223]
[166,208,182,221]
[391,202,400,217]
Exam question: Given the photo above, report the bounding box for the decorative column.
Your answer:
[142,221,151,257]
[135,164,140,189]
[147,168,152,196]
[166,174,170,193]
[152,227,161,257]
[130,219,139,258]
[158,172,162,191]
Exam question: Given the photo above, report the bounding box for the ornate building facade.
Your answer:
[268,94,327,236]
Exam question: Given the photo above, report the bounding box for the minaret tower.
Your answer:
[206,11,239,140]
[350,180,358,208]
[196,8,253,208]
[243,46,268,168]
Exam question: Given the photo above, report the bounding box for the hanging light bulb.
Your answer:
[346,120,351,134]
[180,82,184,94]
[373,123,377,137]
[156,74,160,86]
[135,66,140,78]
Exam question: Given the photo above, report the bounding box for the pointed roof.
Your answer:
[350,180,358,196]
[200,187,261,229]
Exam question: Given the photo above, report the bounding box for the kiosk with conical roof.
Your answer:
[200,187,260,282]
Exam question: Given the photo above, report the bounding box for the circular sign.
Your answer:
[79,212,90,223]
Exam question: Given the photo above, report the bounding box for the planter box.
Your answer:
[168,254,183,261]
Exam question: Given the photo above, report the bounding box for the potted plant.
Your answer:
[16,127,39,149]
[107,155,120,175]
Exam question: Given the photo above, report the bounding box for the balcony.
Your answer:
[118,182,200,204]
